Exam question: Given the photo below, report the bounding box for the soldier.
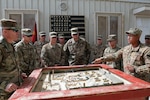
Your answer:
[90,35,106,62]
[41,32,65,67]
[15,28,40,76]
[103,34,122,71]
[58,33,65,46]
[63,27,91,65]
[145,35,150,47]
[34,31,48,55]
[93,28,150,82]
[0,18,22,99]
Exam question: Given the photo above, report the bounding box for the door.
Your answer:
[136,17,150,44]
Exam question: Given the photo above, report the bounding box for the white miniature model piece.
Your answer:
[33,68,124,92]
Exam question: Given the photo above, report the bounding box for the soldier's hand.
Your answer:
[5,83,18,93]
[92,58,102,64]
[125,65,135,73]
[21,73,28,79]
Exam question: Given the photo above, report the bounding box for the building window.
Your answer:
[5,9,38,40]
[95,12,123,47]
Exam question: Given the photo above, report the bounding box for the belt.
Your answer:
[0,69,18,77]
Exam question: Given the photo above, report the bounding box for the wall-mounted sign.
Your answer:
[50,15,85,40]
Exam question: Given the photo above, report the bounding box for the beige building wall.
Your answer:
[0,0,150,46]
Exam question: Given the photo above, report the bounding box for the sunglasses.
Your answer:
[72,34,77,36]
[51,37,57,38]
[26,35,32,37]
[41,35,46,37]
[11,29,19,32]
[5,28,19,32]
[3,27,19,32]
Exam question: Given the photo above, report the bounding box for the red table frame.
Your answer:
[9,64,150,100]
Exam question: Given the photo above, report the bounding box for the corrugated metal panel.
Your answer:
[39,0,44,30]
[89,0,95,43]
[105,0,150,3]
[84,0,90,42]
[50,0,56,15]
[20,0,26,9]
[0,0,1,19]
[1,0,7,18]
[0,0,150,46]
[44,0,50,32]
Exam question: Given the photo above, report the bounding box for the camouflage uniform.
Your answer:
[15,28,40,76]
[102,43,150,82]
[91,44,106,62]
[64,38,91,65]
[90,35,106,62]
[34,31,48,55]
[41,32,65,67]
[103,46,122,70]
[64,27,91,65]
[34,40,48,54]
[103,34,122,70]
[0,19,22,100]
[0,38,22,100]
[41,43,65,66]
[99,28,150,82]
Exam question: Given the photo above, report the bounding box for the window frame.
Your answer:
[94,12,123,47]
[4,9,39,40]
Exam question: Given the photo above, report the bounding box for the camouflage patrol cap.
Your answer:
[0,18,17,29]
[39,31,46,36]
[21,28,32,36]
[70,27,78,35]
[49,32,57,38]
[107,34,117,42]
[58,33,64,38]
[145,35,150,39]
[126,28,142,35]
[0,18,17,27]
[97,35,102,39]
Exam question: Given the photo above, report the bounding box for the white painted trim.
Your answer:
[133,6,150,15]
